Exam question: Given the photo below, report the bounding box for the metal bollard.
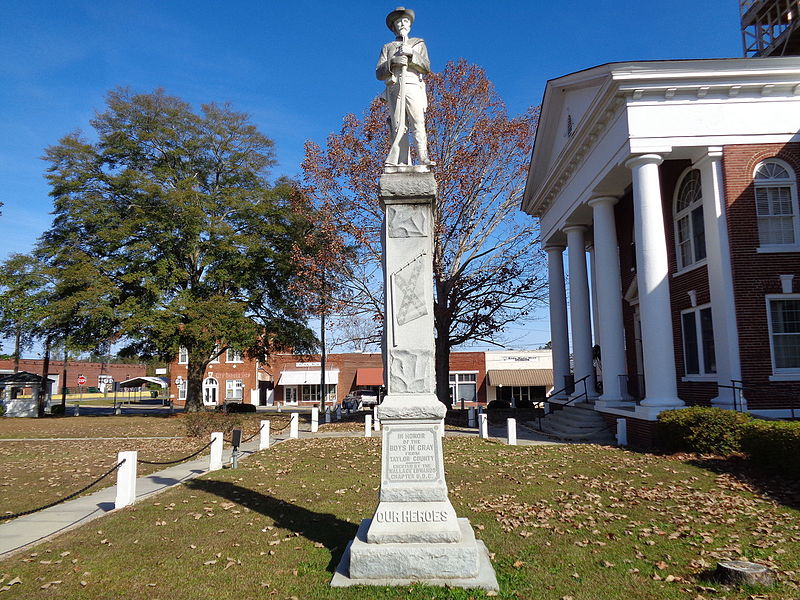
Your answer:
[468,407,476,428]
[507,418,517,446]
[289,413,299,439]
[114,451,138,509]
[311,407,319,433]
[259,420,270,450]
[479,413,488,439]
[335,406,342,421]
[230,428,242,469]
[209,432,223,471]
[365,414,372,438]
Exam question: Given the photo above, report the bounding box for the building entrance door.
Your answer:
[284,386,298,405]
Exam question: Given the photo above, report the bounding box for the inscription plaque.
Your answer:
[384,428,440,482]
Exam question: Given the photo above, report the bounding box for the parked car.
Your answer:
[343,390,379,410]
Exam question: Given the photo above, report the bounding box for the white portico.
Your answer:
[523,57,800,426]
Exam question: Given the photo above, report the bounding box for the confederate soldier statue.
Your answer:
[376,7,433,167]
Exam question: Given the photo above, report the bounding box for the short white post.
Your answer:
[468,407,476,428]
[277,402,282,413]
[259,420,270,450]
[373,406,380,431]
[440,417,445,438]
[311,407,319,433]
[365,415,372,437]
[290,413,299,439]
[479,413,488,439]
[114,404,121,416]
[114,450,137,509]
[335,406,342,421]
[616,418,628,446]
[325,407,331,424]
[74,402,80,416]
[507,418,517,446]
[209,432,223,471]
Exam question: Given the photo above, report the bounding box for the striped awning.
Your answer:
[356,368,384,386]
[486,369,552,387]
[278,369,339,386]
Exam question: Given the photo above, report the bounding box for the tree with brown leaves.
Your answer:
[302,59,547,407]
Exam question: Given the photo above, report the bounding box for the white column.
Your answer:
[625,154,683,413]
[114,450,137,509]
[311,407,319,433]
[259,420,270,450]
[696,148,743,409]
[365,414,372,437]
[545,245,571,398]
[506,418,517,446]
[209,432,223,471]
[587,244,601,348]
[564,226,597,399]
[478,413,488,439]
[289,413,299,438]
[588,196,629,405]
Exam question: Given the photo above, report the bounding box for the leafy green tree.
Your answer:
[39,88,319,411]
[0,253,49,373]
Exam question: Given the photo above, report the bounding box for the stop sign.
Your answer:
[77,375,87,386]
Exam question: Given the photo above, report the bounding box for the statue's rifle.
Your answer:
[389,33,408,164]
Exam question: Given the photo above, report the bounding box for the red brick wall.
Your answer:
[0,359,146,392]
[722,142,800,409]
[170,353,258,406]
[448,351,487,404]
[600,414,658,450]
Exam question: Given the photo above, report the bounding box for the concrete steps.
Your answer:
[533,404,615,443]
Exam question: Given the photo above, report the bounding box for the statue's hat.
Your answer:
[386,6,415,31]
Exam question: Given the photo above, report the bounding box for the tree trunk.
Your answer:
[434,318,452,409]
[185,352,209,412]
[38,338,51,418]
[60,345,68,411]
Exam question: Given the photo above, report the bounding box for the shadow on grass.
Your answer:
[684,455,800,510]
[184,478,358,573]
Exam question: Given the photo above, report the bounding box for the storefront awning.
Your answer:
[356,368,384,386]
[486,369,552,387]
[278,369,339,386]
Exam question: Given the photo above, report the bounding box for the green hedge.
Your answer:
[657,406,751,455]
[658,407,800,478]
[741,420,800,479]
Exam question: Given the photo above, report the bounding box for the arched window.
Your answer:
[674,169,706,270]
[754,159,799,247]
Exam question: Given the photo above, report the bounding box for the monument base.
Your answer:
[331,518,499,591]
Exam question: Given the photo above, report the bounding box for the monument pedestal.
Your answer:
[331,169,497,591]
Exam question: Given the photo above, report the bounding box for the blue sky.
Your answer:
[0,1,743,351]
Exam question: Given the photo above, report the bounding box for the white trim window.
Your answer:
[209,344,221,364]
[227,349,244,363]
[178,347,188,364]
[767,295,800,376]
[755,159,799,248]
[680,304,716,377]
[673,169,707,270]
[449,372,478,405]
[178,380,187,401]
[226,379,244,401]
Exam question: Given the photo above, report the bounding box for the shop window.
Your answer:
[673,169,706,270]
[178,347,188,364]
[226,379,243,401]
[227,349,243,363]
[767,296,800,373]
[681,305,716,377]
[755,159,799,248]
[449,372,477,406]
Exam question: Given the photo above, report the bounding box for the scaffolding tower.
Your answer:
[741,0,800,56]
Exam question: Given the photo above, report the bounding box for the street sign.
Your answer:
[77,375,87,386]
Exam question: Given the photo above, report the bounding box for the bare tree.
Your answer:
[303,60,547,407]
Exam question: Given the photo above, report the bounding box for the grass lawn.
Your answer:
[0,437,797,599]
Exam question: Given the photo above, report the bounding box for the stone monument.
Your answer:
[331,7,497,591]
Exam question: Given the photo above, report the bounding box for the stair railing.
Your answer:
[717,379,799,420]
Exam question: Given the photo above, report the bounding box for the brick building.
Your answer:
[522,57,800,446]
[168,350,499,408]
[0,359,146,395]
